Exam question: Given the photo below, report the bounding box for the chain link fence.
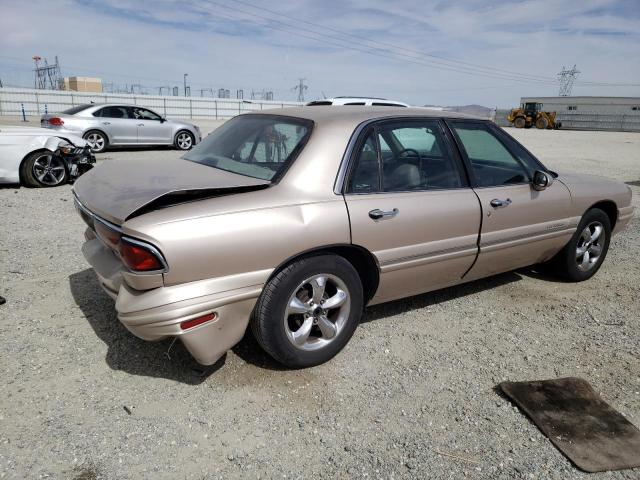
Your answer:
[494,108,640,132]
[0,87,302,120]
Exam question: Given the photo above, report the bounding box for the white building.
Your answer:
[520,96,640,114]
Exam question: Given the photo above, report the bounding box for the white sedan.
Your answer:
[0,126,95,187]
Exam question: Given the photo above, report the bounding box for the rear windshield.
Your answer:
[62,104,93,115]
[183,115,313,181]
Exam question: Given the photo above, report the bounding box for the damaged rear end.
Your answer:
[72,156,271,365]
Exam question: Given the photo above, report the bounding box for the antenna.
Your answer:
[292,78,308,102]
[557,65,580,96]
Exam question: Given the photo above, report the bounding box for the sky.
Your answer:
[1,0,639,107]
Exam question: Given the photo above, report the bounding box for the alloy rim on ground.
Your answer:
[177,133,192,149]
[576,221,605,271]
[32,154,66,186]
[86,133,105,152]
[283,273,351,351]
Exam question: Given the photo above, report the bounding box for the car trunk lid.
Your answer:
[73,157,270,225]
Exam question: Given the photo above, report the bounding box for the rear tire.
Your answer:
[20,150,68,188]
[83,130,108,153]
[535,116,549,129]
[251,255,363,368]
[174,130,194,150]
[547,208,611,282]
[514,117,526,128]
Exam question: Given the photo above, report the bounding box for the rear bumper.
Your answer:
[81,237,263,365]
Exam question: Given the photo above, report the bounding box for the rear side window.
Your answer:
[62,105,92,115]
[347,120,465,193]
[450,122,529,187]
[372,102,406,107]
[95,106,132,119]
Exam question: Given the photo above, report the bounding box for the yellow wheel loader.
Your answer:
[507,102,561,129]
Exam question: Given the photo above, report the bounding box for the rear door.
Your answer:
[447,120,573,280]
[132,107,173,144]
[94,106,137,144]
[343,118,481,304]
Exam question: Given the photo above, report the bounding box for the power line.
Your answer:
[199,1,565,87]
[209,0,640,88]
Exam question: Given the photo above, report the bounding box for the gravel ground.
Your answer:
[0,128,639,479]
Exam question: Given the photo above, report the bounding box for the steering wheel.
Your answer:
[397,148,421,159]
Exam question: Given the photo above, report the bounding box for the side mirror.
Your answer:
[159,117,166,123]
[532,170,552,191]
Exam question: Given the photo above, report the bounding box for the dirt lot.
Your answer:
[1,128,639,479]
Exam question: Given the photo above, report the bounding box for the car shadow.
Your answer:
[69,269,223,385]
[70,267,531,377]
[361,271,522,323]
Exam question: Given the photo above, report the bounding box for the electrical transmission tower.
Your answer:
[557,65,580,96]
[292,78,308,102]
[33,55,63,90]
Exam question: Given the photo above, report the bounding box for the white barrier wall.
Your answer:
[0,87,302,120]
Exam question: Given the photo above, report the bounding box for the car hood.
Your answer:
[73,157,270,225]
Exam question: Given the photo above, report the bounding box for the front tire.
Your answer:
[514,117,526,128]
[251,255,363,368]
[21,151,68,187]
[548,208,611,282]
[83,130,108,153]
[174,130,194,150]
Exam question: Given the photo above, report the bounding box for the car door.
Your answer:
[447,120,574,281]
[94,106,137,145]
[132,107,173,144]
[343,119,482,304]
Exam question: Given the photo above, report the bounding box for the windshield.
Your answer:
[183,115,313,181]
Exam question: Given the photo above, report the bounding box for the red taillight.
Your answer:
[119,239,164,272]
[48,117,64,126]
[180,313,217,331]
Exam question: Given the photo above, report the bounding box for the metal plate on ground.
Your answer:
[500,377,640,473]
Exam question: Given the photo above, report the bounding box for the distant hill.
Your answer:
[423,104,494,118]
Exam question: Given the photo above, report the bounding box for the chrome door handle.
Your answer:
[102,122,111,125]
[369,208,399,220]
[490,198,512,208]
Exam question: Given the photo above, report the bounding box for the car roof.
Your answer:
[255,105,483,126]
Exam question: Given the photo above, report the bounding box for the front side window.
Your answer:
[450,123,529,187]
[133,107,161,120]
[183,115,312,181]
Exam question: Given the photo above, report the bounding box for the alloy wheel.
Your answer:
[177,132,192,150]
[284,274,351,351]
[85,133,105,152]
[575,221,605,272]
[32,154,66,186]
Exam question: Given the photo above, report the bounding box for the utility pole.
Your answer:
[183,73,189,97]
[292,78,308,102]
[557,65,580,96]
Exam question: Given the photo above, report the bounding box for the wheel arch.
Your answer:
[266,244,380,303]
[587,200,617,230]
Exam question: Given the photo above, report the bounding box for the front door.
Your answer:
[447,120,574,280]
[344,119,481,304]
[132,107,173,144]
